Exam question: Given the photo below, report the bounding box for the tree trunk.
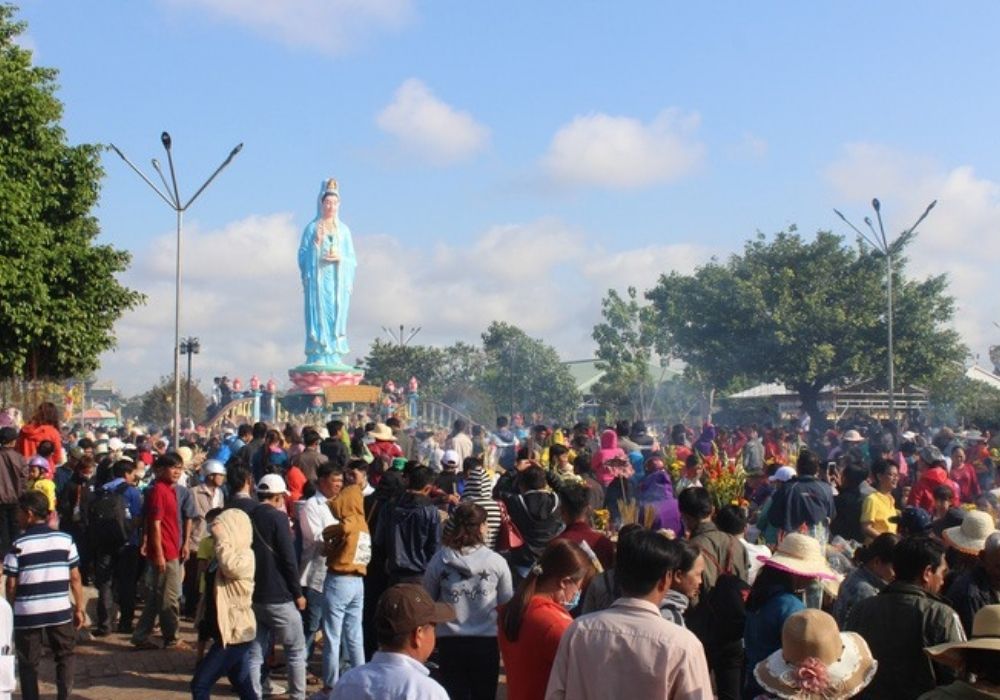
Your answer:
[798,386,828,433]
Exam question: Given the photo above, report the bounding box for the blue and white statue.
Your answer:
[298,178,357,367]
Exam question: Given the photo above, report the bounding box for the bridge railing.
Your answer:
[204,396,256,433]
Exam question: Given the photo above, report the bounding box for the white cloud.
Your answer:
[376,79,490,165]
[160,0,413,55]
[541,108,705,189]
[737,132,769,160]
[825,143,1000,367]
[97,214,715,396]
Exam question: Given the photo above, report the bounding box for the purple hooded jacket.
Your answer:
[638,470,682,534]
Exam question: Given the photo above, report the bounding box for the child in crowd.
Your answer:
[675,454,704,493]
[26,456,56,527]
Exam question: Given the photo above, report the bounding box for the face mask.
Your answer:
[563,589,581,610]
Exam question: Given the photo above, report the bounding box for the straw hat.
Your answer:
[368,423,397,442]
[759,533,839,581]
[925,604,1000,670]
[943,510,997,555]
[175,445,193,466]
[755,609,877,700]
[841,429,863,442]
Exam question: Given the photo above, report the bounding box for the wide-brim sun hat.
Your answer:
[842,429,863,442]
[942,510,996,554]
[925,604,1000,670]
[759,533,839,580]
[368,423,397,441]
[175,445,193,465]
[755,609,877,700]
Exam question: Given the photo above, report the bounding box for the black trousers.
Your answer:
[95,544,140,631]
[0,503,19,556]
[15,621,76,700]
[435,636,500,700]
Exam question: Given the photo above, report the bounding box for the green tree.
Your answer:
[479,322,580,421]
[591,287,659,419]
[0,6,144,381]
[647,228,966,427]
[358,339,446,396]
[138,375,207,426]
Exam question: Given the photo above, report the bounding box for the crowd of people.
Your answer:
[2,400,1000,699]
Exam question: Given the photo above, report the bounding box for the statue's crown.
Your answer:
[324,178,339,196]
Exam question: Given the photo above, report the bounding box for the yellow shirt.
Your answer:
[196,535,215,594]
[30,478,56,513]
[861,491,897,535]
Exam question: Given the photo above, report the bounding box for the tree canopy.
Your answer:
[0,6,143,381]
[479,321,580,421]
[591,286,659,420]
[360,323,580,424]
[138,374,207,427]
[646,227,966,425]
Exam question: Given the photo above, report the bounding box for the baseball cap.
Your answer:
[919,446,946,465]
[441,450,460,469]
[256,473,288,496]
[0,426,17,444]
[375,583,456,637]
[769,466,797,483]
[202,459,227,477]
[890,506,933,533]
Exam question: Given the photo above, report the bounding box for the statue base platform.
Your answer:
[288,364,365,394]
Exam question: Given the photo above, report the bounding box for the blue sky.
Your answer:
[14,1,1000,395]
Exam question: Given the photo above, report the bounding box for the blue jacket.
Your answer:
[767,475,835,534]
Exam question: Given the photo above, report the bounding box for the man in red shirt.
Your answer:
[556,481,614,571]
[132,453,188,649]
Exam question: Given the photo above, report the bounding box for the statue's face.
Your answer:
[322,194,339,218]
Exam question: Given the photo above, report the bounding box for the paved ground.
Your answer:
[31,587,508,698]
[33,588,203,699]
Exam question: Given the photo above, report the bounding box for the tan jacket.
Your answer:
[212,508,256,646]
[323,484,372,576]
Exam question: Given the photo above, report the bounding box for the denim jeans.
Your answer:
[321,573,364,688]
[303,587,324,660]
[131,559,182,645]
[248,600,307,700]
[190,640,256,700]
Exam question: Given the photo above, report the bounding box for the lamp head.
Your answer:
[161,132,172,149]
[872,198,881,212]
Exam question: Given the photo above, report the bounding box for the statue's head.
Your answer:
[318,178,340,218]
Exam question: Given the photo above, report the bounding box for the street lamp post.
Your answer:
[109,134,242,439]
[834,199,937,423]
[179,337,200,423]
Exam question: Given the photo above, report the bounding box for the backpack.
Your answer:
[686,538,751,653]
[87,482,132,550]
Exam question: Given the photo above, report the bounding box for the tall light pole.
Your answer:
[381,325,422,347]
[109,134,242,438]
[180,337,200,423]
[834,199,937,423]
